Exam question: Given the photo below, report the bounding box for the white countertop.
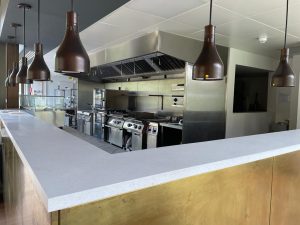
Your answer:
[1,110,300,212]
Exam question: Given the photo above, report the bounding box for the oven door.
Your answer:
[132,132,143,150]
[147,133,157,149]
[106,125,123,148]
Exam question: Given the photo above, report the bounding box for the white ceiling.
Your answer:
[57,0,300,60]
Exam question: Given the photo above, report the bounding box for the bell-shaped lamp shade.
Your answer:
[5,69,12,87]
[55,11,90,74]
[193,25,224,80]
[16,57,32,84]
[271,48,295,87]
[9,62,19,86]
[28,43,50,81]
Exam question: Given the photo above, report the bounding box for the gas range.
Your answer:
[123,119,145,133]
[107,117,125,128]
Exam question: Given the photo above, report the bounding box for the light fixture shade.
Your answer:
[55,11,90,74]
[9,62,19,86]
[271,48,295,87]
[16,57,30,84]
[193,25,224,80]
[28,43,50,81]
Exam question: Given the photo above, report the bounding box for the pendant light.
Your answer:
[27,0,50,81]
[193,0,224,81]
[17,3,33,84]
[8,23,22,87]
[55,0,90,74]
[271,0,295,87]
[16,3,33,84]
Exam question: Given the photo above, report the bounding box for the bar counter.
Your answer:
[1,110,300,225]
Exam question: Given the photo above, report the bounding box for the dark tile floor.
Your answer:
[62,127,126,154]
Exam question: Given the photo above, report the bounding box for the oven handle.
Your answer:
[105,125,123,130]
[133,132,141,136]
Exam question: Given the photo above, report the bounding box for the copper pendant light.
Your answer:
[27,0,50,81]
[55,0,90,74]
[271,0,295,87]
[16,3,33,84]
[193,0,224,81]
[8,23,22,87]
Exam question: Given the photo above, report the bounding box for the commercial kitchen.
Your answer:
[1,0,300,224]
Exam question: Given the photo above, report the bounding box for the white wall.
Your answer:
[226,48,278,138]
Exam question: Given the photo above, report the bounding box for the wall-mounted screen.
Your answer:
[233,65,270,113]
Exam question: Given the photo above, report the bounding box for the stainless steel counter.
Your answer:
[160,122,183,130]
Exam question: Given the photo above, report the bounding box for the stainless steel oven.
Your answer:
[77,111,85,133]
[93,112,106,139]
[147,122,159,149]
[83,112,93,136]
[105,116,125,148]
[123,119,147,151]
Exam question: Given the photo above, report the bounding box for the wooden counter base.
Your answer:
[2,136,300,225]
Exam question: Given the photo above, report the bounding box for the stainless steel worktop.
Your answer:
[160,122,183,130]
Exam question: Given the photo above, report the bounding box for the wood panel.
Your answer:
[2,137,53,225]
[271,151,300,225]
[59,159,273,225]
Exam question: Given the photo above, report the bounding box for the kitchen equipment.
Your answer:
[93,89,129,111]
[93,112,106,139]
[183,64,226,144]
[147,122,159,149]
[83,112,93,136]
[105,116,125,148]
[76,111,85,133]
[123,119,147,151]
[172,96,184,107]
[64,109,76,127]
[171,83,185,91]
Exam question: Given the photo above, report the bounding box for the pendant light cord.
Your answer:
[38,0,40,43]
[23,6,26,58]
[209,0,212,25]
[71,0,74,11]
[284,0,289,49]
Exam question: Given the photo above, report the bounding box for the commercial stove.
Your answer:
[144,118,170,149]
[123,119,147,151]
[105,116,125,148]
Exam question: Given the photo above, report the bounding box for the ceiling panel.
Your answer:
[172,4,244,30]
[126,0,208,19]
[215,0,300,17]
[80,21,135,51]
[102,7,164,32]
[216,18,289,40]
[250,3,300,29]
[144,20,200,37]
[283,23,300,38]
[41,0,300,60]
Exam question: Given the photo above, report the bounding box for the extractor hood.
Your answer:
[79,31,207,82]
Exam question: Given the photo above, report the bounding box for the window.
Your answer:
[233,65,269,113]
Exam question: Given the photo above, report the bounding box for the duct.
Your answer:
[87,31,205,81]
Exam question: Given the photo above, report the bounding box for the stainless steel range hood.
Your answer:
[87,31,204,81]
